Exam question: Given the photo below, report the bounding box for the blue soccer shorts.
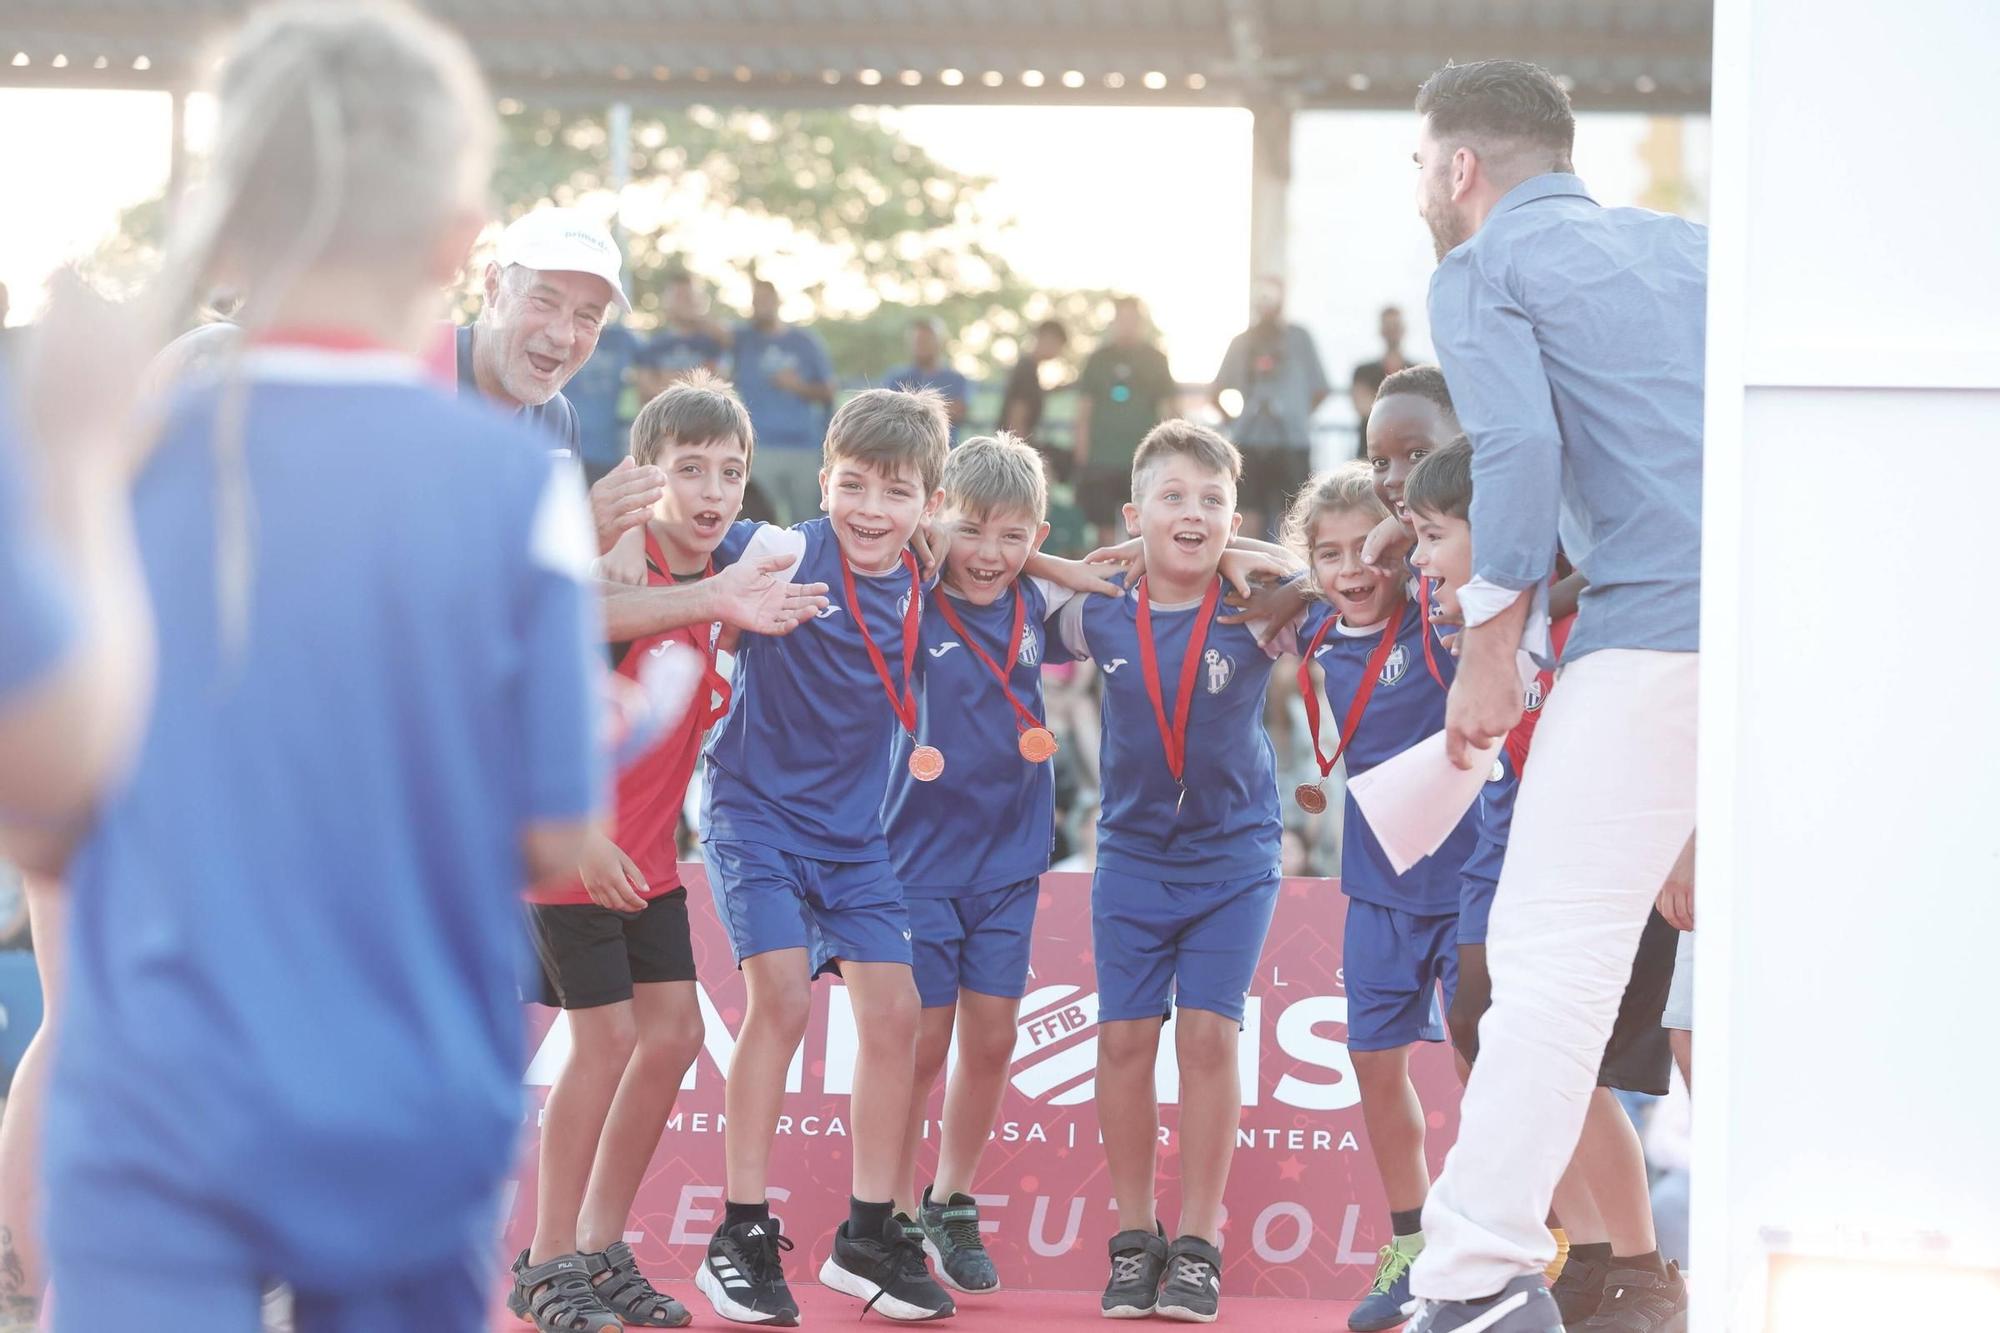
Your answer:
[907,878,1042,1009]
[704,839,912,977]
[1343,898,1458,1052]
[1091,867,1281,1026]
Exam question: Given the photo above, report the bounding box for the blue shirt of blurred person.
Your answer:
[0,372,73,705]
[563,322,642,480]
[731,322,833,450]
[43,344,605,1289]
[882,362,972,445]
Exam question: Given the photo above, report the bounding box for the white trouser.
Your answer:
[1412,648,1698,1300]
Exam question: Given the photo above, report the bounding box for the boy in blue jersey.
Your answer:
[881,432,1065,1296]
[1406,440,1689,1333]
[696,388,959,1325]
[1053,420,1298,1324]
[1279,462,1478,1333]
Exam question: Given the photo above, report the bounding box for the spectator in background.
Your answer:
[1073,296,1175,540]
[1000,317,1069,454]
[1350,304,1411,458]
[633,270,727,399]
[731,277,833,525]
[883,316,970,442]
[1211,276,1330,538]
[562,310,644,488]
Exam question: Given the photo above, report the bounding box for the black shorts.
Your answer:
[1236,445,1312,536]
[1596,908,1677,1095]
[528,887,697,1010]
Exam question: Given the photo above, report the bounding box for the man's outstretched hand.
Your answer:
[709,553,830,635]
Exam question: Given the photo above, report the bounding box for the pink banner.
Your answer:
[506,867,1463,1300]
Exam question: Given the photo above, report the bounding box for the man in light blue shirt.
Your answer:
[1399,59,1703,1333]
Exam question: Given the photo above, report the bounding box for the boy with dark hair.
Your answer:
[696,388,958,1325]
[1406,439,1689,1333]
[1054,419,1298,1324]
[511,371,767,1332]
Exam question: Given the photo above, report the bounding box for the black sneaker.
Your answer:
[919,1186,1001,1294]
[1551,1249,1612,1325]
[896,1210,925,1245]
[1405,1274,1566,1333]
[1156,1235,1224,1323]
[1100,1226,1168,1319]
[1579,1263,1689,1332]
[695,1218,800,1326]
[818,1212,957,1321]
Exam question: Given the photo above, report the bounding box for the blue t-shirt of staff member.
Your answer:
[730,280,834,452]
[561,322,643,482]
[882,317,971,444]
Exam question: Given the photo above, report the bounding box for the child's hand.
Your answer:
[589,457,667,555]
[1033,553,1124,599]
[578,834,649,912]
[1217,549,1301,599]
[1656,831,1696,930]
[709,553,830,636]
[909,517,949,581]
[1083,537,1145,585]
[1218,577,1312,653]
[1360,513,1413,575]
[595,525,649,586]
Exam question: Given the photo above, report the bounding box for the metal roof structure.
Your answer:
[2,0,1713,113]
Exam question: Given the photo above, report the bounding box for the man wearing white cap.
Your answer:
[459,207,663,557]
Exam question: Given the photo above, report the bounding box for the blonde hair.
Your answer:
[156,0,494,655]
[942,431,1047,523]
[630,368,754,468]
[824,387,951,494]
[1280,461,1392,564]
[1129,419,1241,503]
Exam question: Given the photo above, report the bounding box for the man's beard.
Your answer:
[1422,182,1470,262]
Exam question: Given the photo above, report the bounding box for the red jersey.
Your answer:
[1502,612,1575,777]
[528,528,728,904]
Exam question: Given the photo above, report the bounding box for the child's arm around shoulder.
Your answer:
[600,521,828,642]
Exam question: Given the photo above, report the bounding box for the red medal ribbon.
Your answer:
[640,528,733,726]
[250,326,400,353]
[932,585,1045,736]
[1416,575,1447,688]
[838,549,923,736]
[1297,597,1407,781]
[1134,576,1222,786]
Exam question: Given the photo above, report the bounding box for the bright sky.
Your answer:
[0,89,1703,397]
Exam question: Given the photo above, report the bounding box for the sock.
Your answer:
[850,1196,894,1239]
[724,1199,770,1231]
[1390,1207,1425,1239]
[1612,1249,1667,1278]
[1573,1242,1613,1265]
[1545,1227,1570,1283]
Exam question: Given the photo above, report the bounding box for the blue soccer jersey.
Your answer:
[1298,599,1477,913]
[883,577,1068,896]
[0,373,73,703]
[704,516,931,861]
[1057,576,1282,881]
[44,346,604,1285]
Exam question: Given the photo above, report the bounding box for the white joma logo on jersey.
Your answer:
[929,642,961,658]
[815,604,843,620]
[1101,658,1129,674]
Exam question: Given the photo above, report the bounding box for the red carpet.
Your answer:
[496,1284,1360,1328]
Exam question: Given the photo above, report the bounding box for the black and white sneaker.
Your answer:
[1156,1235,1223,1323]
[818,1213,957,1321]
[1100,1226,1168,1319]
[696,1218,800,1326]
[1405,1274,1567,1333]
[1578,1262,1689,1332]
[919,1187,1000,1294]
[1550,1249,1611,1325]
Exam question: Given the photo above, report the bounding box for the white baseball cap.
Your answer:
[493,207,631,312]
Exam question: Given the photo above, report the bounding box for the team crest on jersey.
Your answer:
[1378,644,1409,687]
[1203,648,1235,694]
[1018,631,1041,668]
[897,591,915,617]
[1523,678,1547,712]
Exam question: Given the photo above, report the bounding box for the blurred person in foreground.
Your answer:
[0,315,238,1331]
[33,5,611,1329]
[1211,275,1331,539]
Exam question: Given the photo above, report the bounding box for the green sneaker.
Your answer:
[919,1186,1000,1294]
[1348,1241,1420,1331]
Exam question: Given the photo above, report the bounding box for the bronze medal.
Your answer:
[1018,727,1059,763]
[909,744,946,782]
[1295,782,1328,814]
